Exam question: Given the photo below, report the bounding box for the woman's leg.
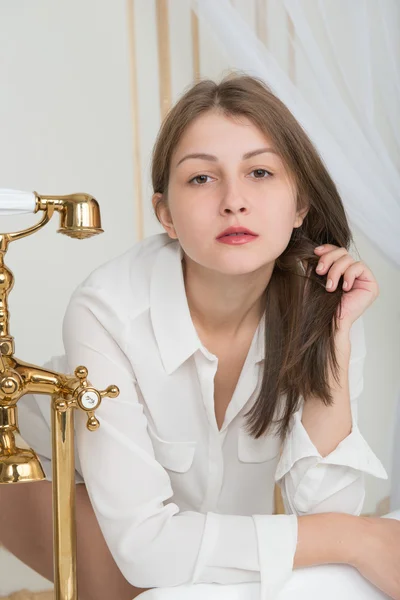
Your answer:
[0,479,151,600]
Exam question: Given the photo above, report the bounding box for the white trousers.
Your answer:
[139,510,399,600]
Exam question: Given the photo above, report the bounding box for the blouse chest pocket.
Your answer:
[238,426,281,463]
[147,424,197,473]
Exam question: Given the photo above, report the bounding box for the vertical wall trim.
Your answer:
[255,0,268,46]
[126,0,144,241]
[156,0,172,119]
[287,11,296,84]
[191,10,200,81]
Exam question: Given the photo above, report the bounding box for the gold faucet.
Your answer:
[0,191,119,600]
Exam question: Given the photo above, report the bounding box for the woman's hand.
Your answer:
[350,515,400,600]
[314,244,379,329]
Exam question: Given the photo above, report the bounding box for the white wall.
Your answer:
[0,0,399,592]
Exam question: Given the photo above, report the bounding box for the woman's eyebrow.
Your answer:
[175,147,277,167]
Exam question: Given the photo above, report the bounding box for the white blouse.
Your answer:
[22,232,388,600]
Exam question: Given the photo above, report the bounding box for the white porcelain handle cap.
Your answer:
[0,189,37,216]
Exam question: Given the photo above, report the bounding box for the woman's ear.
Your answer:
[152,193,178,239]
[151,192,163,219]
[294,205,309,228]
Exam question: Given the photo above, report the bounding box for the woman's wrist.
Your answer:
[294,512,363,569]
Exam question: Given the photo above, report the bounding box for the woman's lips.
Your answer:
[216,233,258,245]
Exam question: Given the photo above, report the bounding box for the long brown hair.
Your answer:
[151,73,355,443]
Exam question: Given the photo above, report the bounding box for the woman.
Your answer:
[1,74,399,600]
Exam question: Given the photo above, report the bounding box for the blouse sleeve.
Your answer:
[274,315,388,516]
[62,285,297,599]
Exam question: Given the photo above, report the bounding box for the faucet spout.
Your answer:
[1,355,71,399]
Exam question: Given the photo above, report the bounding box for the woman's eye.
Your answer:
[250,169,272,179]
[189,174,212,185]
[188,170,272,185]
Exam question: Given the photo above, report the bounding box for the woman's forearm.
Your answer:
[301,327,352,457]
[294,512,362,569]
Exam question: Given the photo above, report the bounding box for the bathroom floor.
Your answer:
[0,593,53,600]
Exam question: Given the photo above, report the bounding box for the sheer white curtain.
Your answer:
[191,0,400,269]
[191,0,400,511]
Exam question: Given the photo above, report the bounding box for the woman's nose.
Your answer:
[219,183,250,214]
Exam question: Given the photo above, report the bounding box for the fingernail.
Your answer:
[315,245,324,250]
[326,279,333,289]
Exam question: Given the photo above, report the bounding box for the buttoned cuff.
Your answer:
[253,514,298,599]
[190,512,298,598]
[191,512,260,580]
[275,409,388,484]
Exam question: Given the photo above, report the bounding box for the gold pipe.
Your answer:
[126,0,145,242]
[52,398,77,598]
[155,0,172,119]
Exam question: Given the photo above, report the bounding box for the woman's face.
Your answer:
[154,110,307,276]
